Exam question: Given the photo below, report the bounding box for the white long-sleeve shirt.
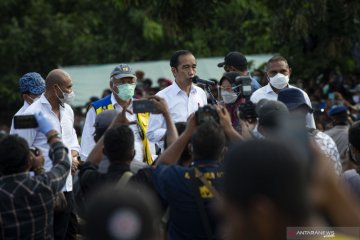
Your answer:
[147,82,207,144]
[13,94,80,192]
[250,83,316,129]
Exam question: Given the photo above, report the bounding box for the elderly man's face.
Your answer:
[266,61,291,78]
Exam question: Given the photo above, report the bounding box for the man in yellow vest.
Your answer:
[80,64,155,172]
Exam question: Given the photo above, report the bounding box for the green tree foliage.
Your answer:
[264,0,360,77]
[0,0,358,113]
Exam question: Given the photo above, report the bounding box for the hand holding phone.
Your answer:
[133,100,161,114]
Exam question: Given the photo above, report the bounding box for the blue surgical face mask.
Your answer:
[116,83,136,101]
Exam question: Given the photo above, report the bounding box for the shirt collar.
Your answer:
[172,81,197,95]
[39,93,50,105]
[265,83,294,94]
[265,83,275,94]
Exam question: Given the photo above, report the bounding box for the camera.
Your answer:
[238,101,257,121]
[195,105,219,125]
[234,76,252,98]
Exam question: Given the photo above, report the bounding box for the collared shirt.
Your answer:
[13,94,80,192]
[80,93,154,172]
[147,82,207,143]
[250,83,316,128]
[312,130,342,175]
[9,101,30,134]
[0,141,70,240]
[152,160,223,240]
[325,125,349,164]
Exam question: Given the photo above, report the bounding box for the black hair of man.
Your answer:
[266,55,289,70]
[103,125,135,163]
[85,186,160,240]
[349,121,360,151]
[191,121,226,161]
[170,50,193,68]
[224,140,310,225]
[0,135,30,175]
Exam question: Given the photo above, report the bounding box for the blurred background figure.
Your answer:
[157,78,172,90]
[325,105,351,167]
[84,186,161,240]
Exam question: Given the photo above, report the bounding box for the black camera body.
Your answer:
[195,105,219,125]
[234,76,252,98]
[238,101,257,121]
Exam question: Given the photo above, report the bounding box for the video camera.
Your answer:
[234,76,252,98]
[238,101,257,121]
[195,105,219,125]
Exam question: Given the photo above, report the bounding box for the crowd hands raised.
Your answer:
[1,50,360,240]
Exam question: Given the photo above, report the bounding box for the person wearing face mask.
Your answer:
[217,51,261,93]
[219,72,243,132]
[10,72,45,134]
[80,63,155,172]
[250,56,316,129]
[13,69,81,240]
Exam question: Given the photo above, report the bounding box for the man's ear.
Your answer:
[288,68,292,77]
[171,67,177,78]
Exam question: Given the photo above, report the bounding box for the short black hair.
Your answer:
[191,121,225,160]
[170,50,193,68]
[0,135,30,175]
[349,121,360,150]
[224,140,309,224]
[266,55,289,70]
[104,125,134,163]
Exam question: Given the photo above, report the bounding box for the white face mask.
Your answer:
[57,86,75,106]
[269,73,289,89]
[221,91,237,104]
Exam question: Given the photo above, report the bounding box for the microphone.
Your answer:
[192,76,215,85]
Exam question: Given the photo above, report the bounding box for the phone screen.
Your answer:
[133,100,160,114]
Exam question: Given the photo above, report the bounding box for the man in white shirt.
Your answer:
[250,56,316,128]
[10,72,45,134]
[80,64,154,172]
[13,69,80,240]
[147,50,207,146]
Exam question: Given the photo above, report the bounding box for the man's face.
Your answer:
[55,76,73,98]
[110,77,136,94]
[171,54,196,84]
[266,61,291,78]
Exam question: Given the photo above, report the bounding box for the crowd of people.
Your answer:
[1,50,360,240]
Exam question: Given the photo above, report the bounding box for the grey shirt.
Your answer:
[325,125,349,164]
